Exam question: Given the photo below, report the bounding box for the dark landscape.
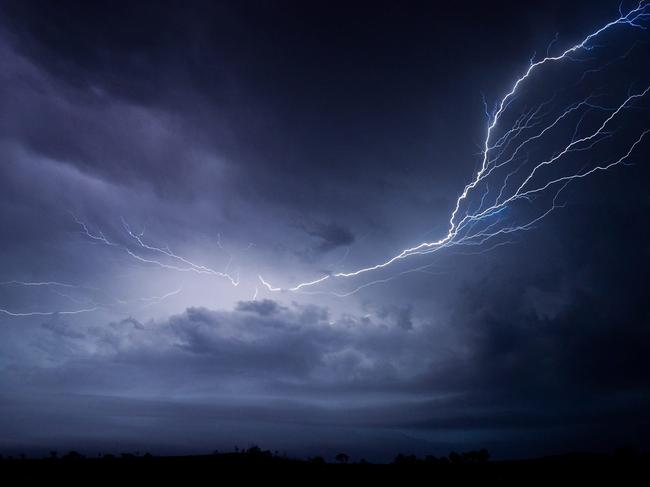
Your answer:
[2,446,650,481]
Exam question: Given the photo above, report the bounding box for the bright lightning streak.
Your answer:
[1,281,77,288]
[72,214,240,286]
[129,286,184,310]
[105,286,184,308]
[133,286,183,304]
[260,1,650,293]
[258,275,282,292]
[293,262,447,298]
[0,279,183,317]
[0,306,101,317]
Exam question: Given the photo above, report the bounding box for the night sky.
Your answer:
[0,0,649,461]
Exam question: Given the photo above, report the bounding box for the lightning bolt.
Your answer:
[0,306,101,317]
[72,214,240,286]
[0,280,183,317]
[260,1,650,293]
[3,3,648,310]
[1,281,77,288]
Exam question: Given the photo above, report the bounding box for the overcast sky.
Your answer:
[0,0,649,461]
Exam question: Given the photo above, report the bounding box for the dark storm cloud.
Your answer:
[41,318,85,339]
[292,221,356,259]
[376,305,413,331]
[4,0,612,214]
[236,299,283,316]
[0,0,623,234]
[306,222,355,253]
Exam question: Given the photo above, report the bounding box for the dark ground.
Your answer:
[2,447,649,482]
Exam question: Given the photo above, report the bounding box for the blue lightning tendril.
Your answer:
[260,1,650,295]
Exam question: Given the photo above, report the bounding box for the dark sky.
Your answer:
[0,0,649,461]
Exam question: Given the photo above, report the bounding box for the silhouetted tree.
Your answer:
[335,453,349,464]
[457,449,490,464]
[245,445,272,459]
[448,451,462,464]
[62,451,83,461]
